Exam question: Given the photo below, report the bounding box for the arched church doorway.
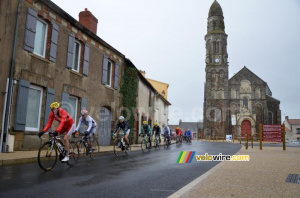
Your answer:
[241,120,251,138]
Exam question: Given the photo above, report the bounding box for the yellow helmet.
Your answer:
[154,122,158,126]
[50,102,60,109]
[143,121,147,125]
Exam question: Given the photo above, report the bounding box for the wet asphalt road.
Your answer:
[0,141,241,198]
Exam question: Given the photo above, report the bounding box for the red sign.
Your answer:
[262,125,282,142]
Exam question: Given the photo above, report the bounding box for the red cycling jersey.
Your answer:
[43,108,74,134]
[175,128,182,136]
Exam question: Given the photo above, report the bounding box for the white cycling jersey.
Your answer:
[75,115,97,132]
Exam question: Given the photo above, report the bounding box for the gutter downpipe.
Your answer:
[1,0,22,152]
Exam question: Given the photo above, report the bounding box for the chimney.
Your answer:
[139,70,146,77]
[79,8,98,34]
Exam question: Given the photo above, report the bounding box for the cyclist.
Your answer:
[186,129,192,142]
[162,124,171,144]
[112,116,130,150]
[152,122,161,143]
[72,110,97,153]
[140,121,152,149]
[39,102,75,162]
[175,127,183,142]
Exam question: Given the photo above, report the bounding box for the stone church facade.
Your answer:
[203,1,281,138]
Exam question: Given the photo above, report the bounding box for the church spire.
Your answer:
[207,0,225,33]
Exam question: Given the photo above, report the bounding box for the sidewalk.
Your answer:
[169,145,300,198]
[0,140,175,166]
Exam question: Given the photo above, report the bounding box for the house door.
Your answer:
[99,107,111,146]
[241,120,251,138]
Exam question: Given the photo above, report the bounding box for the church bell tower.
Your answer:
[203,0,230,137]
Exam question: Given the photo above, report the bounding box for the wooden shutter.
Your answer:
[66,34,75,69]
[14,80,30,131]
[49,24,59,62]
[114,62,120,90]
[44,88,55,127]
[24,9,37,52]
[102,55,108,84]
[83,44,90,76]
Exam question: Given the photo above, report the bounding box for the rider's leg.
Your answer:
[89,127,96,147]
[124,129,130,145]
[148,134,152,147]
[62,124,75,161]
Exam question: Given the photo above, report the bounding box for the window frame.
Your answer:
[106,60,113,87]
[69,96,78,125]
[296,128,300,134]
[33,18,48,58]
[72,40,81,72]
[25,85,43,131]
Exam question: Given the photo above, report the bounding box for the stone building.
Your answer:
[0,0,126,151]
[203,1,281,139]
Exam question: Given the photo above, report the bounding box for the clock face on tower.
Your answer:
[215,58,220,63]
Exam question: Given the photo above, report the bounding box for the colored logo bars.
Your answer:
[176,151,196,163]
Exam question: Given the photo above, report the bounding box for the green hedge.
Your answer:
[120,65,138,144]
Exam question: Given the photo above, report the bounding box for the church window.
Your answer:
[268,112,273,124]
[243,98,248,109]
[215,109,221,122]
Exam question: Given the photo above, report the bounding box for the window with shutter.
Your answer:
[14,80,30,131]
[25,85,43,131]
[33,18,48,57]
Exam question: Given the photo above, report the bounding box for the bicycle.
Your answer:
[141,134,151,152]
[186,135,192,144]
[74,132,99,160]
[113,130,131,157]
[38,132,79,171]
[164,134,171,148]
[154,135,160,150]
[176,135,183,144]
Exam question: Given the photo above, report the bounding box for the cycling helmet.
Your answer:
[154,122,158,126]
[81,110,88,115]
[119,116,124,121]
[143,121,147,125]
[50,102,60,109]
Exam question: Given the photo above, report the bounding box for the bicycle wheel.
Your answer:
[90,140,100,159]
[78,141,87,159]
[141,139,147,152]
[38,142,57,171]
[125,143,131,155]
[67,141,79,167]
[155,139,160,150]
[114,139,122,157]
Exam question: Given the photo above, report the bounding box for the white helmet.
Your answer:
[81,110,88,115]
[119,116,124,121]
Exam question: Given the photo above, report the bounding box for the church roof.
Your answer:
[208,0,223,17]
[229,66,266,84]
[288,119,300,125]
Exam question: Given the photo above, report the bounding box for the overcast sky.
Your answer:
[51,0,300,125]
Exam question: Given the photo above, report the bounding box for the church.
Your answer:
[203,1,281,139]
